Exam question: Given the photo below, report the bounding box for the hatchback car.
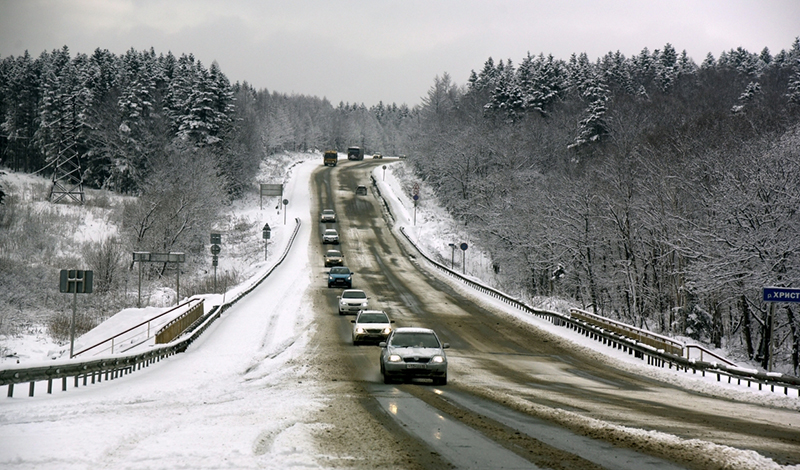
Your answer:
[356,185,367,195]
[372,153,383,159]
[327,266,353,288]
[351,310,394,344]
[338,289,367,314]
[322,228,339,244]
[324,249,343,267]
[380,327,449,385]
[320,209,336,223]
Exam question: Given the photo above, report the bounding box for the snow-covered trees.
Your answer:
[408,38,800,370]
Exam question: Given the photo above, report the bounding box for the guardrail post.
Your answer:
[28,381,35,397]
[7,383,13,398]
[47,379,53,394]
[62,377,67,391]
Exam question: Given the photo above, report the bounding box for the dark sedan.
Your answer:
[327,266,353,288]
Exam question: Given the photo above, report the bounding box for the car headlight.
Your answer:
[388,354,402,362]
[339,299,346,305]
[431,355,445,363]
[382,327,392,334]
[361,302,368,307]
[356,327,365,334]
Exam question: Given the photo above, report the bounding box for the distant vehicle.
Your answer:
[323,150,338,166]
[328,267,353,288]
[347,146,364,161]
[380,327,449,385]
[324,249,343,267]
[351,310,394,345]
[322,228,339,244]
[372,153,383,159]
[398,154,407,159]
[320,209,336,223]
[356,185,368,195]
[338,289,368,314]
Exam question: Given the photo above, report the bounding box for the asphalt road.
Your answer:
[305,159,800,470]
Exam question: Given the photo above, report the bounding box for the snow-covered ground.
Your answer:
[0,155,798,469]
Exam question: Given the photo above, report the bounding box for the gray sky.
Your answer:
[1,0,798,107]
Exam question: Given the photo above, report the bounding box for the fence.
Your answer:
[155,301,205,344]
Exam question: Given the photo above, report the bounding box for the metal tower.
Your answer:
[48,96,85,204]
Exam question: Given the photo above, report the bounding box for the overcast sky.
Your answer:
[1,0,798,107]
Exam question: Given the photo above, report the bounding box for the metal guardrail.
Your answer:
[396,226,800,397]
[1,218,302,398]
[570,308,685,357]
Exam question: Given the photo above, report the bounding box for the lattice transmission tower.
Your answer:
[48,95,85,204]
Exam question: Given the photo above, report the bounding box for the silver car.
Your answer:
[351,310,394,345]
[338,289,368,315]
[380,327,449,385]
[322,228,339,244]
[320,209,336,223]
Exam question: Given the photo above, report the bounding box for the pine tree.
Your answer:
[1,51,41,171]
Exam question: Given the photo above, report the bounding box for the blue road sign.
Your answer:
[763,287,800,303]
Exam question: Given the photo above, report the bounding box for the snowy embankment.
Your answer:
[0,154,308,365]
[0,156,326,469]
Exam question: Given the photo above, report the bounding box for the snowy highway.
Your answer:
[1,157,800,470]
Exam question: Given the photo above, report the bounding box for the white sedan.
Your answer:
[338,289,368,315]
[351,310,394,345]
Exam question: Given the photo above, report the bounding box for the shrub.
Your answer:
[46,310,98,344]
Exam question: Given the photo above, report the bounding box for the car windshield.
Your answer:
[323,210,334,215]
[390,332,440,348]
[342,290,365,299]
[330,267,350,274]
[326,251,341,257]
[324,229,337,235]
[358,313,388,323]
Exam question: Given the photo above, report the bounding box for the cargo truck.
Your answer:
[347,146,364,161]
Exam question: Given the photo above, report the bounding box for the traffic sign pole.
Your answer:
[460,243,469,275]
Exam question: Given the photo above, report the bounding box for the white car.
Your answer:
[322,228,339,244]
[338,289,368,315]
[351,310,394,345]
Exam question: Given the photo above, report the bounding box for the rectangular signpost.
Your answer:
[132,252,186,307]
[761,287,800,372]
[59,269,93,358]
[260,183,283,210]
[763,287,800,303]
